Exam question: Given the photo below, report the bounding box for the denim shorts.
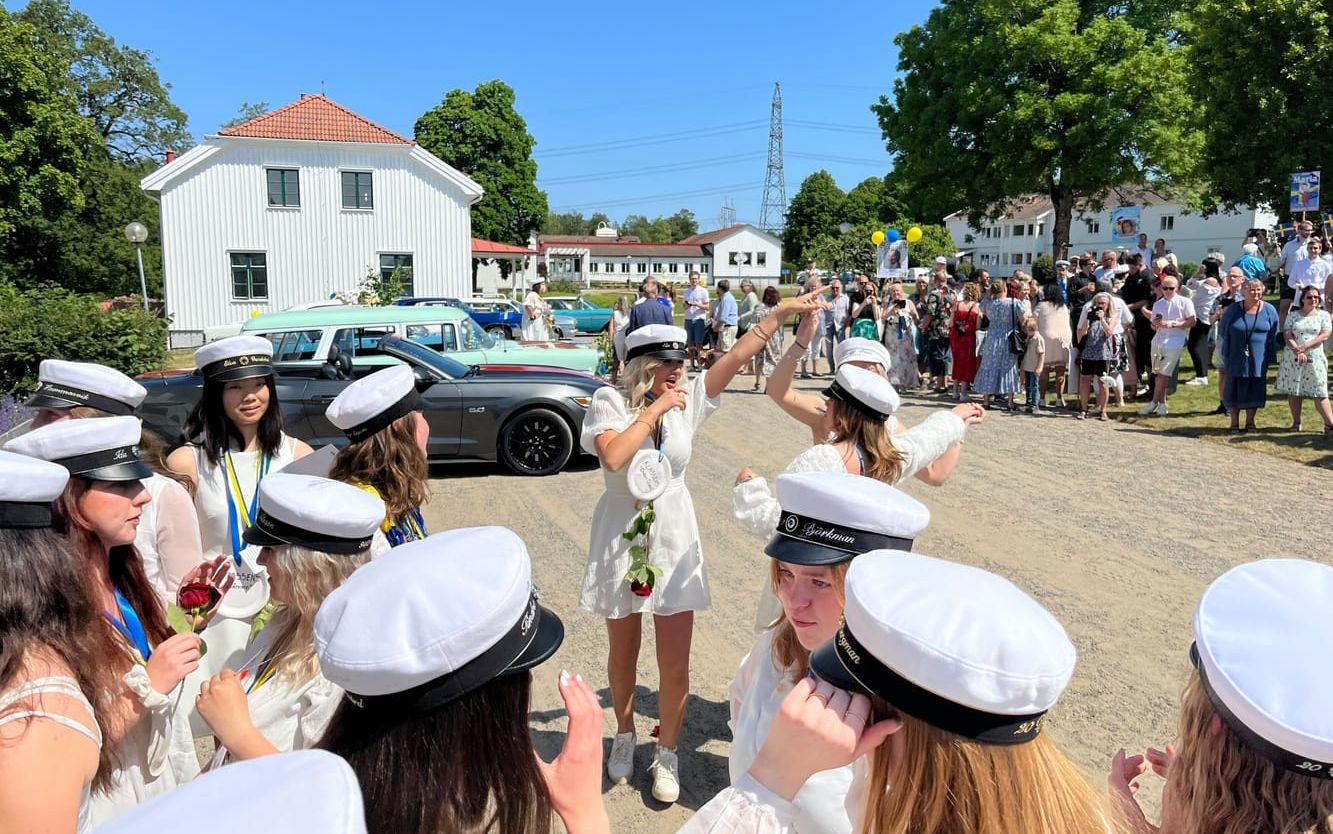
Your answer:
[685,318,709,346]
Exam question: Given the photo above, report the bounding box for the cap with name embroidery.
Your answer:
[1191,558,1333,778]
[624,324,689,363]
[24,359,147,416]
[766,471,929,566]
[810,551,1075,745]
[833,338,893,373]
[195,335,274,382]
[822,365,900,422]
[242,473,384,555]
[4,415,151,482]
[95,750,366,834]
[315,526,564,710]
[325,365,420,444]
[0,450,70,529]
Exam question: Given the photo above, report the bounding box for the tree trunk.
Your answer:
[1048,184,1073,263]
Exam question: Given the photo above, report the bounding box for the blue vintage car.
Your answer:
[395,296,577,339]
[544,296,614,334]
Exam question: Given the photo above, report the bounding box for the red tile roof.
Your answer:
[218,94,411,145]
[678,224,747,245]
[472,238,538,256]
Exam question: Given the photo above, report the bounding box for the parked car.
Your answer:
[544,296,614,334]
[240,305,601,376]
[137,334,607,476]
[395,296,578,340]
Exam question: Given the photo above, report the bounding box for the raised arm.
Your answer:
[704,292,827,399]
[763,312,828,433]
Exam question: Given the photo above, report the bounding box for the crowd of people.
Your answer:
[0,274,1330,834]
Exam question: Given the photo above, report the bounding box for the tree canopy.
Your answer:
[783,170,846,264]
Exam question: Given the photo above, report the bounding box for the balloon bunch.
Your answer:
[870,226,923,245]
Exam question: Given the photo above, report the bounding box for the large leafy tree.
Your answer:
[1188,0,1333,217]
[783,170,846,265]
[874,0,1200,260]
[415,81,548,251]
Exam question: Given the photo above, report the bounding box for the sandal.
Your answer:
[1289,422,1302,432]
[1099,412,1109,422]
[1075,411,1087,420]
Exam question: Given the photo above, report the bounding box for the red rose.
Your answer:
[178,582,219,611]
[630,580,653,597]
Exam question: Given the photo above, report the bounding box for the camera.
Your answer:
[1218,295,1236,308]
[1089,307,1103,319]
[849,290,867,304]
[894,298,907,309]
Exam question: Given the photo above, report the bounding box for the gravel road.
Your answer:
[421,375,1332,832]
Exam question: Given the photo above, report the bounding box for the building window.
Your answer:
[636,262,647,273]
[341,171,374,209]
[653,262,664,272]
[1026,252,1033,264]
[1037,222,1045,236]
[1011,253,1023,265]
[588,262,599,273]
[1012,224,1024,236]
[756,252,767,266]
[1085,220,1100,235]
[266,168,300,207]
[379,253,414,296]
[700,262,709,273]
[620,262,630,273]
[230,252,268,300]
[1160,215,1174,231]
[668,263,679,273]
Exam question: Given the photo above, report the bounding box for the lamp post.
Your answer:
[124,222,149,312]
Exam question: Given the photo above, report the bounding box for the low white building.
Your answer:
[945,189,1278,270]
[141,94,483,346]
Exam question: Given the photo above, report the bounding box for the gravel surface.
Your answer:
[422,375,1332,832]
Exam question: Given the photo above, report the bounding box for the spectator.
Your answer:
[1075,292,1118,420]
[712,279,739,353]
[882,282,921,390]
[1009,273,1034,316]
[949,281,982,402]
[1233,242,1268,282]
[848,277,879,341]
[1275,285,1332,433]
[1035,282,1072,408]
[1209,267,1245,415]
[1151,237,1170,263]
[659,283,676,313]
[796,259,818,288]
[1051,259,1072,302]
[1138,276,1196,416]
[610,295,631,382]
[1294,237,1332,302]
[749,286,785,392]
[973,280,1024,411]
[912,277,931,375]
[918,261,954,394]
[1185,256,1223,386]
[824,279,850,370]
[974,268,992,293]
[736,279,759,339]
[797,274,827,378]
[1020,316,1044,413]
[1093,249,1120,283]
[1078,253,1098,286]
[1130,232,1152,265]
[627,278,672,333]
[1279,219,1315,322]
[1121,254,1156,385]
[683,271,709,370]
[1082,277,1133,405]
[1218,279,1280,433]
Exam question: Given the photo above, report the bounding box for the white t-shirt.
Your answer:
[1283,236,1312,277]
[1077,295,1133,334]
[1295,257,1331,291]
[1151,296,1196,348]
[684,285,709,321]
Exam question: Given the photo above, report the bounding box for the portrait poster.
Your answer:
[1110,206,1141,245]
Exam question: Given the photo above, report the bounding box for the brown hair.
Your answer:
[765,560,849,680]
[329,414,428,523]
[1163,672,1333,834]
[961,282,981,303]
[827,400,905,484]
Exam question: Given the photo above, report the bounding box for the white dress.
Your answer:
[135,474,206,606]
[612,309,631,362]
[0,676,103,833]
[521,292,551,341]
[729,631,853,834]
[677,775,799,833]
[580,372,721,618]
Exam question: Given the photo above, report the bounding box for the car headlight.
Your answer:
[570,396,593,408]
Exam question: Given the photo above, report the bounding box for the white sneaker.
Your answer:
[606,732,635,785]
[1186,376,1210,386]
[1155,401,1169,416]
[650,745,680,803]
[1138,402,1158,416]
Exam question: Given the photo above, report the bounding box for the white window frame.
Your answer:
[1160,215,1175,231]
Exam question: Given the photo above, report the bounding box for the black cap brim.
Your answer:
[503,604,564,676]
[207,365,273,382]
[809,639,870,696]
[24,392,80,411]
[77,461,154,482]
[633,349,687,362]
[242,523,288,548]
[764,533,857,567]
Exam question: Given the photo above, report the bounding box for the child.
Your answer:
[1021,316,1045,413]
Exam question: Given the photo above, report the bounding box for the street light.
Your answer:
[124,222,149,312]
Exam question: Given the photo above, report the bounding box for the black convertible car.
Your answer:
[138,335,608,476]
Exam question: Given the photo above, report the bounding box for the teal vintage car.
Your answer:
[241,305,601,375]
[544,296,614,334]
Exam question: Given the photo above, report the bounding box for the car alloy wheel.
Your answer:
[499,408,574,476]
[486,325,512,340]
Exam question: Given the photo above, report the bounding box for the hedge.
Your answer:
[0,280,168,395]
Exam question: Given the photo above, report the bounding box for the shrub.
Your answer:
[0,280,168,395]
[1178,261,1199,278]
[1032,254,1053,282]
[544,278,580,295]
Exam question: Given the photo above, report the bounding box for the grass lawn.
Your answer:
[164,348,195,370]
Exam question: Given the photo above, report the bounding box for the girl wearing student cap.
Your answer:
[581,292,825,802]
[728,472,929,834]
[326,365,430,546]
[4,417,233,824]
[193,473,388,764]
[25,358,208,606]
[523,276,553,341]
[0,451,123,833]
[167,335,313,675]
[1110,558,1333,834]
[315,526,610,834]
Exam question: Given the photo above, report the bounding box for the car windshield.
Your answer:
[457,316,497,350]
[381,334,471,378]
[578,298,600,310]
[549,299,574,310]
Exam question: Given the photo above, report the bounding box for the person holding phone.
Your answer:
[1075,293,1118,420]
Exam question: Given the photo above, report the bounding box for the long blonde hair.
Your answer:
[765,560,849,680]
[1164,672,1333,834]
[860,710,1122,834]
[828,400,905,484]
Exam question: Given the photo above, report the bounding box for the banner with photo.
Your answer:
[876,241,909,280]
[1110,206,1141,245]
[1291,171,1320,213]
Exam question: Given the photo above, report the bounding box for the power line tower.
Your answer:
[758,82,787,234]
[718,198,737,229]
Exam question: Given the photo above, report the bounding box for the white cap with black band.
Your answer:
[4,415,152,482]
[624,324,688,363]
[767,472,929,566]
[195,335,275,382]
[0,450,69,529]
[833,338,892,373]
[242,473,384,555]
[822,365,900,422]
[24,359,147,416]
[325,365,421,444]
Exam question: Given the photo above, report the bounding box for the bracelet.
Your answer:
[633,418,656,431]
[750,326,773,342]
[794,340,810,351]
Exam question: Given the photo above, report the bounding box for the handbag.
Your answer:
[1006,301,1029,356]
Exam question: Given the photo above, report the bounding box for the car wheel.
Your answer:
[486,325,511,340]
[498,408,574,476]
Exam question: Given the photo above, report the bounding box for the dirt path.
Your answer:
[421,376,1333,832]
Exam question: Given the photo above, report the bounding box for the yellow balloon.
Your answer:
[906,226,923,244]
[871,230,886,245]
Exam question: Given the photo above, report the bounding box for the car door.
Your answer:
[418,375,463,459]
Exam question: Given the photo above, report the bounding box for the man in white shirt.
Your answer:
[1093,249,1121,283]
[1139,276,1196,416]
[1129,233,1153,266]
[825,279,850,362]
[682,271,710,370]
[1280,220,1314,321]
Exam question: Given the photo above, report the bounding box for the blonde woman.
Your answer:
[195,473,389,764]
[581,293,824,803]
[610,294,632,382]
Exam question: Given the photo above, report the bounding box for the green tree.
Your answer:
[901,223,956,268]
[543,210,588,235]
[220,101,271,131]
[415,81,548,254]
[663,208,698,241]
[844,176,905,227]
[874,0,1200,261]
[783,170,846,265]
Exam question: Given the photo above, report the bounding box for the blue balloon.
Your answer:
[886,229,901,243]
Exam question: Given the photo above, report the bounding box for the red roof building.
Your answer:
[218,94,412,144]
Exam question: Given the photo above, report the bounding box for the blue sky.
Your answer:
[31,0,937,230]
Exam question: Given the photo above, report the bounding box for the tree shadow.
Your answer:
[1112,424,1333,469]
[428,454,601,479]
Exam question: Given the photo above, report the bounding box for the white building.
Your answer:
[945,189,1278,270]
[141,94,483,346]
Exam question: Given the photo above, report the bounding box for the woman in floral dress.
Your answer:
[749,287,785,392]
[973,280,1025,409]
[1274,285,1333,433]
[881,282,921,390]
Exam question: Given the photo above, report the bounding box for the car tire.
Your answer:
[486,325,511,340]
[498,408,574,476]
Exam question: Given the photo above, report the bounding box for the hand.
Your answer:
[536,671,609,834]
[647,387,688,417]
[735,466,758,486]
[795,311,822,345]
[779,290,831,318]
[1108,748,1160,834]
[177,555,235,629]
[1296,349,1308,365]
[196,669,255,748]
[951,403,986,425]
[748,677,901,802]
[145,632,202,694]
[1145,744,1175,778]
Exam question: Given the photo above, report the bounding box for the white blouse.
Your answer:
[676,774,797,833]
[135,474,206,606]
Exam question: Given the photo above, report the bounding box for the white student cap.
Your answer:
[1203,251,1226,264]
[933,256,948,265]
[195,334,274,382]
[811,551,1076,745]
[94,750,366,834]
[315,526,564,709]
[0,450,69,529]
[833,337,893,372]
[530,274,547,286]
[767,471,929,566]
[4,415,151,482]
[326,365,420,443]
[624,323,688,363]
[242,473,383,555]
[25,359,147,416]
[1055,259,1072,269]
[1191,559,1333,777]
[822,364,900,422]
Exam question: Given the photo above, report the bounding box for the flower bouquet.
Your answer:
[621,502,662,597]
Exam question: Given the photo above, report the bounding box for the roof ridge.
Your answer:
[218,94,412,144]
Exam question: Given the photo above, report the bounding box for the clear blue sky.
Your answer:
[36,0,938,230]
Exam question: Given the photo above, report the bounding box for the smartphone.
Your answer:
[894,299,907,309]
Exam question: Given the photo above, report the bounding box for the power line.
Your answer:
[786,119,882,135]
[553,182,762,212]
[788,150,889,166]
[537,121,767,157]
[539,153,764,185]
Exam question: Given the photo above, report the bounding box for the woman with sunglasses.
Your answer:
[1274,285,1333,433]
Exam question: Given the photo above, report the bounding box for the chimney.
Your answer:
[165,149,176,164]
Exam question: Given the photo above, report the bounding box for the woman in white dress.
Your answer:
[521,276,552,341]
[195,473,388,764]
[167,336,313,678]
[581,293,824,803]
[610,294,632,383]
